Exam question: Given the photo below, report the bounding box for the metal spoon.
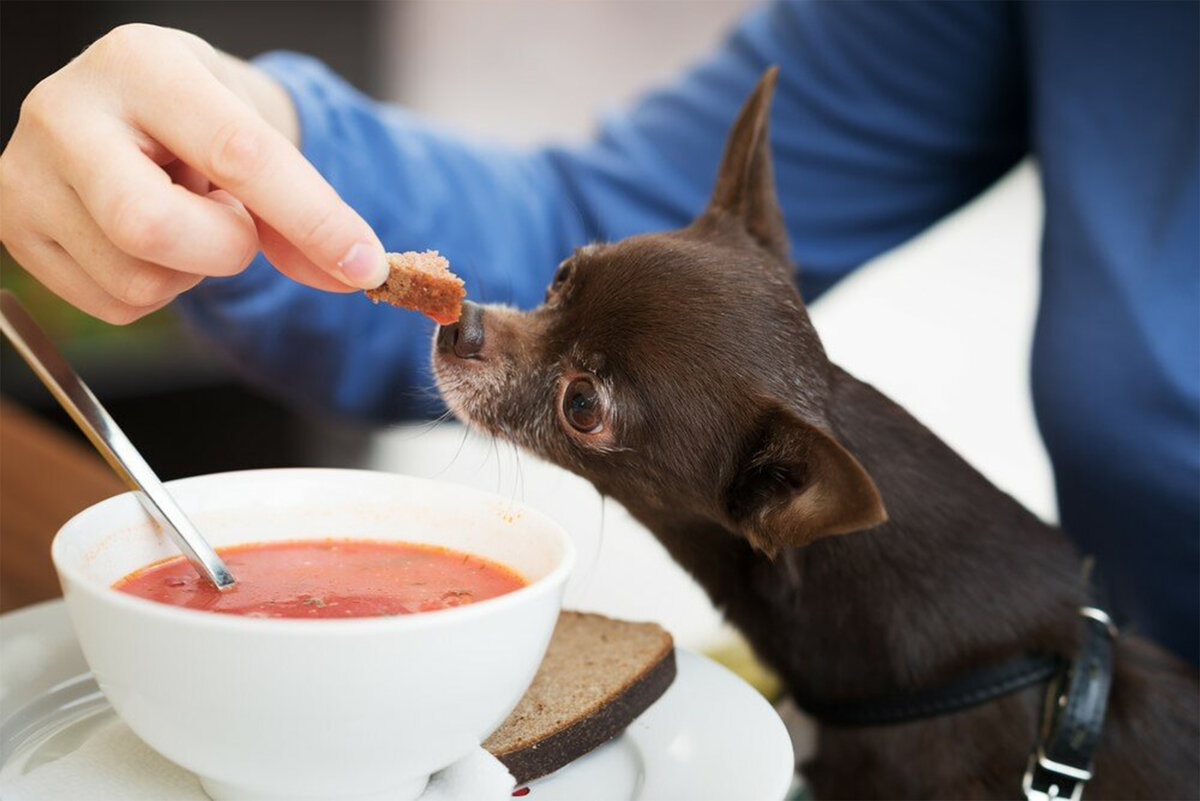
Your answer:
[0,290,236,590]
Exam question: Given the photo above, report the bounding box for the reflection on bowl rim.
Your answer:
[51,467,577,635]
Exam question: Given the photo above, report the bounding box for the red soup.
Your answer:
[113,539,527,619]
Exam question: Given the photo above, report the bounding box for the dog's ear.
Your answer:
[704,66,790,264]
[726,404,887,557]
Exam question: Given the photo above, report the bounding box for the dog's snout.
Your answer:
[436,300,485,359]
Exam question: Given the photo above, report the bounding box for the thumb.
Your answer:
[205,188,259,274]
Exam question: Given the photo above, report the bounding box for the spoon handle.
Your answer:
[0,291,235,589]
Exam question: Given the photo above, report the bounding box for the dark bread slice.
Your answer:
[364,250,465,324]
[484,611,676,783]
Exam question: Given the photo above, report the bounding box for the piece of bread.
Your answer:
[364,251,465,324]
[484,611,676,784]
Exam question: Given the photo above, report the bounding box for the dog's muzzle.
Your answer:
[437,300,485,359]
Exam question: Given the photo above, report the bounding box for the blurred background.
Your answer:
[0,1,1051,656]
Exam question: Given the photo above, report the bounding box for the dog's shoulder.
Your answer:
[1092,635,1200,798]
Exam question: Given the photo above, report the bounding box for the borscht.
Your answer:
[113,539,527,619]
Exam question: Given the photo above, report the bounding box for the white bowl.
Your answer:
[51,468,574,801]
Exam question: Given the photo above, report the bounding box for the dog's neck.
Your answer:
[630,365,1085,705]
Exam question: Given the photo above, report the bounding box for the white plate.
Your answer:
[0,601,796,800]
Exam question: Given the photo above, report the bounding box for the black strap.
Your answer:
[795,559,1114,733]
[791,560,1115,800]
[1023,608,1116,800]
[796,651,1063,727]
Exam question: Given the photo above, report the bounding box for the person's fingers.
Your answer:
[50,185,204,307]
[62,122,259,277]
[128,51,388,289]
[256,218,360,293]
[4,237,170,325]
[163,159,211,196]
[204,187,259,243]
[0,153,189,319]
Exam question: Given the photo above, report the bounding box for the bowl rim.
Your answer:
[51,467,576,634]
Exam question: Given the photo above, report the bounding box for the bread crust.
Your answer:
[484,611,677,783]
[365,251,465,324]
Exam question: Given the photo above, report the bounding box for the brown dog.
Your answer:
[432,70,1199,799]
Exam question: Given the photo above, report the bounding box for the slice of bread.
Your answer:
[484,611,676,783]
[365,251,465,324]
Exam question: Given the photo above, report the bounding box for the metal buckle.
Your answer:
[1023,746,1092,801]
[1079,606,1118,639]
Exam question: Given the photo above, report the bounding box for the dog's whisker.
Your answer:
[398,408,456,442]
[465,427,489,477]
[565,488,606,607]
[428,420,472,479]
[486,434,502,492]
[514,442,526,504]
[506,439,525,506]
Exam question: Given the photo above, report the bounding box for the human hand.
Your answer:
[0,23,388,324]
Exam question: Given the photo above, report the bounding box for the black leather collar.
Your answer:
[1023,606,1116,801]
[795,651,1063,727]
[795,566,1116,801]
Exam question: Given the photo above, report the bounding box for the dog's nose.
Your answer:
[436,301,485,358]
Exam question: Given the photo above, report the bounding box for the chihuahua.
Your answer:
[432,70,1199,798]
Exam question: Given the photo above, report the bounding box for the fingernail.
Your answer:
[338,241,388,289]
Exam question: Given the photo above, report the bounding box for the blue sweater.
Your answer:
[178,1,1199,663]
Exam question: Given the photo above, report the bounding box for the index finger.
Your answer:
[130,54,388,289]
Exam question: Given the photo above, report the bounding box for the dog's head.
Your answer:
[434,69,886,556]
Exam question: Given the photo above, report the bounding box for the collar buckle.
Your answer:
[1079,605,1118,640]
[1023,602,1115,801]
[1023,745,1091,801]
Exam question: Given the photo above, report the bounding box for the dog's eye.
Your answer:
[553,262,572,287]
[562,377,603,434]
[545,263,573,303]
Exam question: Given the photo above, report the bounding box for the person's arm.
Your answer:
[554,0,1029,298]
[179,0,1027,420]
[177,53,597,420]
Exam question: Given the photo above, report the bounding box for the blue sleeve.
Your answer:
[177,0,1025,422]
